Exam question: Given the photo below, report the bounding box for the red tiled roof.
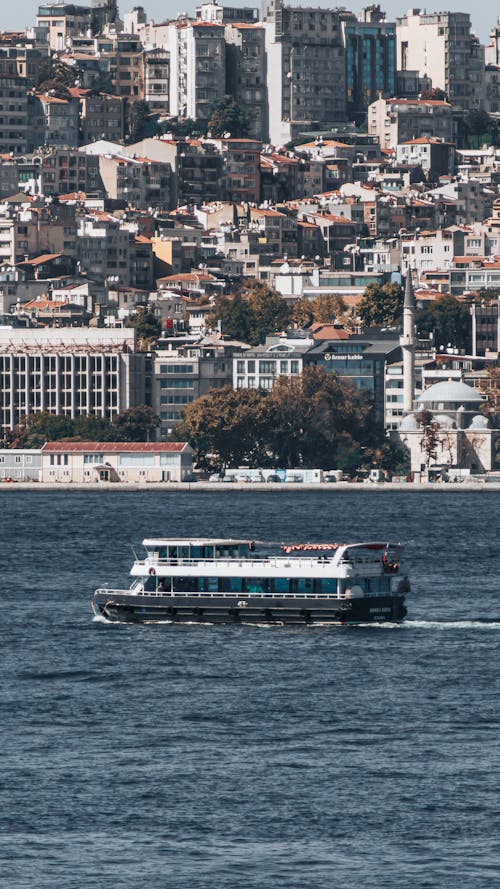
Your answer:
[41,442,189,453]
[18,253,62,266]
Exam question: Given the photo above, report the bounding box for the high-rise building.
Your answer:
[261,0,346,146]
[168,19,226,121]
[342,5,396,120]
[225,23,267,140]
[396,9,484,111]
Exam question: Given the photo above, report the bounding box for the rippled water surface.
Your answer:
[1,489,500,888]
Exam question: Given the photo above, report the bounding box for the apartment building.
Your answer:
[18,147,103,197]
[225,23,267,141]
[76,212,153,288]
[262,0,346,146]
[207,138,261,204]
[142,47,170,114]
[396,9,484,111]
[0,74,30,155]
[168,19,226,121]
[396,137,455,178]
[471,299,500,357]
[31,92,80,149]
[36,1,118,49]
[98,153,174,210]
[72,88,125,144]
[368,97,453,149]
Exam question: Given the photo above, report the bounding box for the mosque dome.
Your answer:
[468,414,490,430]
[417,380,484,406]
[433,414,456,429]
[399,414,419,431]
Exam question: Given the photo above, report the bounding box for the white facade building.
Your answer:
[396,9,484,111]
[41,441,194,483]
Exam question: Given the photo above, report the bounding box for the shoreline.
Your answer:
[1,481,499,492]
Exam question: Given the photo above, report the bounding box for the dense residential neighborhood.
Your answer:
[0,0,499,480]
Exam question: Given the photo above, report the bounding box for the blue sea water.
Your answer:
[1,489,500,889]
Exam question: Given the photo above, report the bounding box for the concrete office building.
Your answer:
[0,327,146,435]
[342,5,396,119]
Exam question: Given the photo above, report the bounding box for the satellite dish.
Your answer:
[224,131,231,138]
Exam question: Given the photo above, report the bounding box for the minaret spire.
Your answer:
[400,270,416,413]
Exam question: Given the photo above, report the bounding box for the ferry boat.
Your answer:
[92,538,409,625]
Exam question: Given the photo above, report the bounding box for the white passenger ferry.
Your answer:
[92,538,409,625]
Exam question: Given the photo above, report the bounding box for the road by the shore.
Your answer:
[1,481,499,492]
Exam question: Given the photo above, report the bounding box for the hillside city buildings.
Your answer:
[0,1,498,476]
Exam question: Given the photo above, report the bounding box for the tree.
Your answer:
[207,95,250,138]
[477,367,500,414]
[358,282,403,328]
[177,367,376,471]
[290,294,348,327]
[416,295,471,352]
[37,56,77,89]
[127,100,152,141]
[5,407,160,448]
[112,406,160,442]
[6,412,76,449]
[208,284,292,346]
[206,292,253,343]
[417,410,441,469]
[126,306,162,345]
[419,87,448,101]
[161,118,208,139]
[177,386,270,470]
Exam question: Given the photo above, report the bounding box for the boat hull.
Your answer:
[92,591,407,625]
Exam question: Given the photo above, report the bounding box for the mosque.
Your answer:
[396,275,500,475]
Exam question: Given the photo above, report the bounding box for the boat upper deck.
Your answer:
[133,540,403,579]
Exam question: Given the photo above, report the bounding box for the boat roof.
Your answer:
[143,538,255,547]
[142,539,400,550]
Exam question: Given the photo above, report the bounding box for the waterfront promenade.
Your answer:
[1,480,499,491]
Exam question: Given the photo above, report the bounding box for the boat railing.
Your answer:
[94,588,393,600]
[134,556,392,575]
[136,556,339,569]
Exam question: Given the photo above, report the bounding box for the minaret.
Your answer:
[400,270,416,413]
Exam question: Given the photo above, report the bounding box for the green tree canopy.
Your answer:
[207,95,250,138]
[127,100,151,141]
[161,118,209,139]
[358,282,403,328]
[6,406,160,448]
[419,87,448,101]
[37,56,77,89]
[208,284,292,345]
[290,294,349,328]
[416,295,471,352]
[112,406,160,442]
[176,386,271,470]
[126,306,162,344]
[177,367,376,471]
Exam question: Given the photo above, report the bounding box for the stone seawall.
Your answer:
[1,481,499,492]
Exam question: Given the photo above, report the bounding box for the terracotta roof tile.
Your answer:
[41,442,189,453]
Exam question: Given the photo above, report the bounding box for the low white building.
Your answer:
[0,449,42,481]
[41,442,194,483]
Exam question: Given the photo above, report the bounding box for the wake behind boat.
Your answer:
[92,538,409,625]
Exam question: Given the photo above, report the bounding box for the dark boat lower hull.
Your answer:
[92,592,407,625]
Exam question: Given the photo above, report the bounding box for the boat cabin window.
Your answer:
[147,542,251,561]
